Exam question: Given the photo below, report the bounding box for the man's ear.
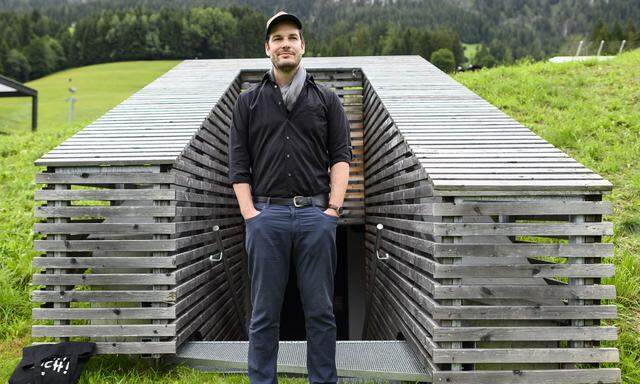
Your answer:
[300,37,305,55]
[265,41,270,57]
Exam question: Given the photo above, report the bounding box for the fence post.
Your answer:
[596,40,604,56]
[618,40,626,55]
[575,40,584,57]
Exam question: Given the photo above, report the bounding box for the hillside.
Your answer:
[1,0,639,61]
[0,60,180,379]
[455,50,640,383]
[0,52,639,382]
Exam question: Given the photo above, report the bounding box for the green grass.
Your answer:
[455,49,640,383]
[1,51,639,382]
[0,60,314,383]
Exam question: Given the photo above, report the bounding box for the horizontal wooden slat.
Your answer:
[32,256,175,269]
[433,243,613,258]
[30,290,176,303]
[32,307,176,320]
[432,348,619,364]
[433,368,621,384]
[432,304,617,320]
[31,341,176,354]
[366,201,612,216]
[432,326,618,342]
[35,189,176,201]
[433,284,616,300]
[35,239,176,252]
[31,273,176,286]
[32,324,176,337]
[433,263,614,278]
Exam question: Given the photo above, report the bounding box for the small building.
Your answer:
[31,56,619,383]
[0,74,38,131]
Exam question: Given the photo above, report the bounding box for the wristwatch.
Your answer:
[328,204,343,217]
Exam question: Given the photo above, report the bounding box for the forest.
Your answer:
[0,0,638,81]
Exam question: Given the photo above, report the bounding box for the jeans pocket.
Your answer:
[313,206,338,220]
[245,203,268,224]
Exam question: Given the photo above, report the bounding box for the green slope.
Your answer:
[1,52,639,382]
[0,59,307,383]
[455,50,640,383]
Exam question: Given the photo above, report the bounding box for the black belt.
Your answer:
[253,193,328,209]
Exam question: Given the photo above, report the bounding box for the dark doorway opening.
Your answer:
[279,225,366,341]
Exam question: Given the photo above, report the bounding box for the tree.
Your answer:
[592,20,609,43]
[24,36,63,78]
[626,20,638,49]
[5,49,31,81]
[227,5,266,58]
[474,44,496,68]
[380,24,406,55]
[0,40,8,74]
[350,24,376,56]
[611,21,624,42]
[430,48,455,73]
[183,7,238,59]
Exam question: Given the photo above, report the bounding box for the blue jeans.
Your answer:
[244,200,338,384]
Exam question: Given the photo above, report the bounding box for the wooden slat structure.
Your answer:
[0,74,38,131]
[32,56,619,383]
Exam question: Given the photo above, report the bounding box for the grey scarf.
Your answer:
[269,64,307,112]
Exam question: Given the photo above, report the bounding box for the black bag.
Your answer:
[9,342,96,384]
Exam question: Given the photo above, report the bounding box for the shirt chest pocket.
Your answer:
[299,104,328,137]
[249,103,287,136]
[292,105,328,154]
[304,103,326,120]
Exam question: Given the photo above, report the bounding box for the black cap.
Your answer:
[265,11,303,41]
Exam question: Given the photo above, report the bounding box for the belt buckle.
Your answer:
[292,195,305,207]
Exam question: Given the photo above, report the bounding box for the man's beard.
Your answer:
[272,54,299,73]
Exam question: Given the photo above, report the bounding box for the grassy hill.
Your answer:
[0,51,639,382]
[455,50,640,383]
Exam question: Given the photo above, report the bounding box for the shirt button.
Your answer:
[274,85,278,88]
[286,136,290,140]
[286,154,290,158]
[278,101,282,105]
[288,173,292,177]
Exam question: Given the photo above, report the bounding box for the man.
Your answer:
[228,10,352,384]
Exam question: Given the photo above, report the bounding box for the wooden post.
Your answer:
[441,196,462,372]
[149,170,171,358]
[49,170,69,341]
[32,95,38,131]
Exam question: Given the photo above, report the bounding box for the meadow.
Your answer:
[456,50,640,383]
[0,51,638,382]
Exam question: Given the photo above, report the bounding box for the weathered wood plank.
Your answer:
[32,324,176,337]
[433,243,613,258]
[32,256,177,269]
[432,304,617,320]
[32,307,176,320]
[432,368,621,384]
[35,189,176,201]
[31,341,176,354]
[432,348,619,364]
[365,201,612,216]
[433,326,618,342]
[434,263,614,278]
[433,284,616,300]
[32,273,176,286]
[30,290,176,303]
[36,172,173,185]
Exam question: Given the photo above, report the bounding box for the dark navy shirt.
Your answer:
[228,71,353,198]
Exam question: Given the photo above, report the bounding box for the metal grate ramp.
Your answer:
[171,340,432,382]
